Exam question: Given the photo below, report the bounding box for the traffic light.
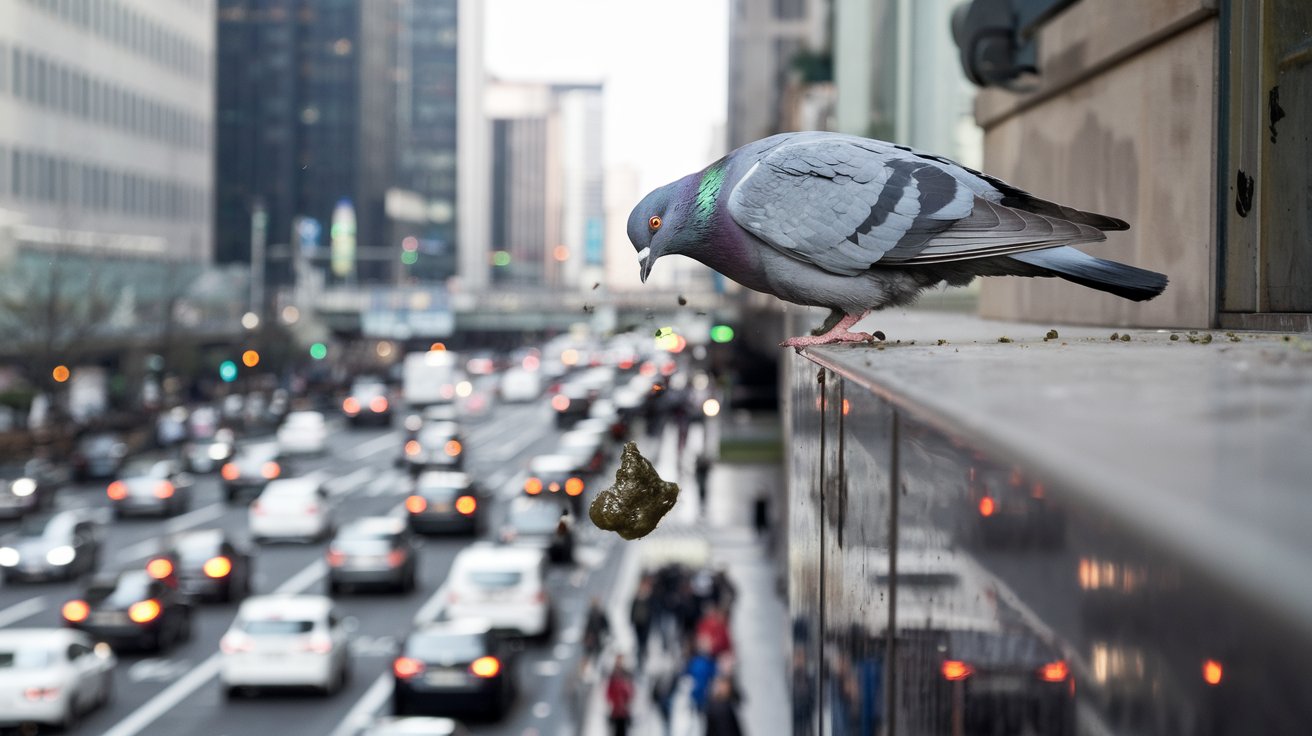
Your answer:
[242,350,260,368]
[710,325,735,343]
[309,343,328,360]
[219,361,238,383]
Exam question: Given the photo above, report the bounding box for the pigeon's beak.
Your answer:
[637,247,653,284]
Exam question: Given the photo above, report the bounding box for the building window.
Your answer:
[774,0,806,20]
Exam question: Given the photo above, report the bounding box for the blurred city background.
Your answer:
[0,1,1309,735]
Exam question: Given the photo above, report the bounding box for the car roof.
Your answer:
[419,421,459,436]
[415,470,470,488]
[529,455,576,474]
[411,619,494,638]
[0,628,89,647]
[452,543,545,570]
[261,478,321,495]
[172,528,224,548]
[285,411,324,421]
[339,516,406,536]
[364,716,463,736]
[237,594,333,619]
[508,495,569,514]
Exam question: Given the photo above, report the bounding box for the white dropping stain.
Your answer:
[532,701,551,718]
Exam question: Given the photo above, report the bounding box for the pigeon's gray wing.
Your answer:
[727,137,1111,276]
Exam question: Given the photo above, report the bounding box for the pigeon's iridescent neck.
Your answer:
[694,157,729,228]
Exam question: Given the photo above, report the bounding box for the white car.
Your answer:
[277,411,328,455]
[434,543,551,638]
[499,367,542,403]
[219,595,352,697]
[249,478,335,543]
[0,629,116,730]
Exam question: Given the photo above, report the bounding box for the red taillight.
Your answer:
[23,687,60,701]
[524,477,543,495]
[1203,659,1223,686]
[261,461,281,479]
[343,397,360,415]
[405,495,428,513]
[146,558,174,580]
[154,481,175,499]
[326,549,346,567]
[532,589,547,604]
[404,440,421,457]
[444,439,462,457]
[551,394,570,412]
[221,463,240,481]
[107,481,127,500]
[393,656,425,679]
[565,477,584,496]
[387,549,406,568]
[978,496,996,517]
[1039,660,1069,683]
[370,396,389,413]
[548,481,561,494]
[220,632,252,653]
[304,504,319,515]
[251,501,266,515]
[455,495,477,515]
[470,656,500,678]
[942,660,973,681]
[204,556,233,578]
[61,600,90,623]
[128,599,162,624]
[303,634,332,654]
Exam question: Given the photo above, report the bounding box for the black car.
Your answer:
[0,509,102,582]
[392,620,517,719]
[403,422,465,474]
[61,569,193,651]
[501,496,575,564]
[182,427,236,474]
[0,458,69,519]
[107,458,194,517]
[549,384,595,429]
[220,442,284,503]
[159,529,254,602]
[405,471,487,536]
[71,433,128,481]
[327,517,419,594]
[344,380,394,427]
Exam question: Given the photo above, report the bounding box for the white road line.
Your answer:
[490,425,546,463]
[98,557,328,736]
[412,582,449,626]
[326,467,374,496]
[343,432,400,462]
[328,670,393,736]
[0,596,47,628]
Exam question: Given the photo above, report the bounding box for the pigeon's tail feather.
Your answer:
[1011,247,1168,302]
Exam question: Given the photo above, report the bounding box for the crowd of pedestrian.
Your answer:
[595,561,747,735]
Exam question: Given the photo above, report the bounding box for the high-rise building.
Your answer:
[216,0,402,290]
[726,0,828,149]
[0,0,214,264]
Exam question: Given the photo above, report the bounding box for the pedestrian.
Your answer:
[649,662,679,736]
[630,575,655,672]
[711,565,737,610]
[704,676,745,736]
[695,454,712,507]
[685,635,718,712]
[605,655,636,736]
[695,604,733,658]
[583,597,612,672]
[753,492,770,539]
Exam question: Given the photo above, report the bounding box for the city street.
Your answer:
[0,393,627,736]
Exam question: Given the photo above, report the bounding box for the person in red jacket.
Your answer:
[605,654,636,736]
[695,603,733,657]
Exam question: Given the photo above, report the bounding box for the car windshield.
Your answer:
[0,464,27,478]
[240,619,315,635]
[89,572,153,607]
[16,514,60,538]
[465,569,523,589]
[418,484,462,501]
[173,533,222,563]
[404,632,485,663]
[237,444,279,461]
[510,502,566,533]
[0,647,54,669]
[335,537,395,555]
[122,459,169,478]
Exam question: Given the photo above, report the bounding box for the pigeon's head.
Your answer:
[627,183,687,284]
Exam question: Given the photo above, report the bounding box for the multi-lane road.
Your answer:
[0,395,627,736]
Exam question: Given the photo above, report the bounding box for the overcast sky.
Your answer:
[483,0,729,193]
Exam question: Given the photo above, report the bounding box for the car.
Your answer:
[220,441,285,503]
[498,367,541,403]
[106,457,194,517]
[501,496,574,564]
[0,510,103,582]
[360,715,470,736]
[391,620,518,719]
[277,410,328,455]
[326,517,419,594]
[219,595,353,697]
[522,454,587,513]
[344,380,394,426]
[61,568,193,651]
[0,457,68,519]
[250,478,335,543]
[403,421,465,473]
[0,629,116,731]
[71,432,128,481]
[435,544,551,639]
[159,529,254,602]
[556,428,608,475]
[405,471,487,536]
[549,383,595,429]
[182,427,236,474]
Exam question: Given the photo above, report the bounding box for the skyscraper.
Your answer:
[727,0,828,148]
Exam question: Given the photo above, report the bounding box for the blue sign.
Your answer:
[297,217,322,254]
[585,218,604,266]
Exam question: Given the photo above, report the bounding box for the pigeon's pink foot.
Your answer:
[779,311,875,352]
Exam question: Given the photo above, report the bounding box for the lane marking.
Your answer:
[98,556,328,736]
[328,670,393,736]
[343,432,400,462]
[411,582,449,626]
[115,503,229,562]
[489,426,546,463]
[325,467,374,496]
[0,596,47,628]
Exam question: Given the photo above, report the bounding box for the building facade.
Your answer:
[726,0,828,149]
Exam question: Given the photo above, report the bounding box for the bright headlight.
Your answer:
[10,478,36,497]
[0,547,20,567]
[208,443,231,460]
[46,546,76,566]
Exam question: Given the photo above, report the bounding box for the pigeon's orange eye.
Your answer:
[649,215,662,231]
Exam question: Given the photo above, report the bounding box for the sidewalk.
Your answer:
[580,420,790,736]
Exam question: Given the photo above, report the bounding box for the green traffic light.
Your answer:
[400,251,418,265]
[492,251,511,267]
[710,325,735,343]
[218,360,238,382]
[310,343,328,360]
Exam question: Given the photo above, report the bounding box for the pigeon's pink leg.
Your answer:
[779,311,875,351]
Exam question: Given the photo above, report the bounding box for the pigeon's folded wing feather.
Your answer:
[727,137,1111,276]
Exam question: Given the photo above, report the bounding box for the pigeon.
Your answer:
[626,132,1168,350]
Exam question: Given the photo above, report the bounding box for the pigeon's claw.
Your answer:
[779,310,875,352]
